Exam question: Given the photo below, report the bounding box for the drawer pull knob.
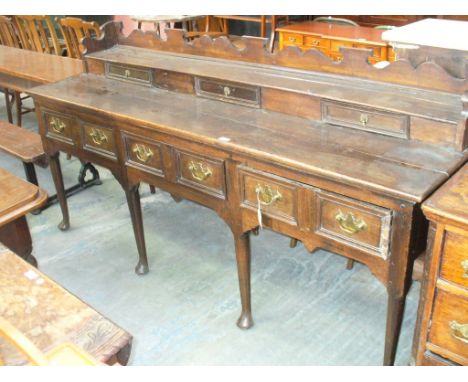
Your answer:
[461,259,468,279]
[125,69,131,78]
[288,36,296,42]
[89,128,108,146]
[449,320,468,344]
[335,210,367,235]
[255,184,282,206]
[132,144,153,163]
[360,113,369,127]
[223,86,231,97]
[50,116,66,134]
[188,161,212,182]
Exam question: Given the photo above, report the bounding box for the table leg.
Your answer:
[0,216,37,266]
[124,183,149,275]
[49,152,70,231]
[235,231,253,329]
[384,289,406,366]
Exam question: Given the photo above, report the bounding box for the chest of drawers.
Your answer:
[414,163,468,365]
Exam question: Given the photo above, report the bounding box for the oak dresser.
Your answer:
[27,22,468,365]
[413,162,468,365]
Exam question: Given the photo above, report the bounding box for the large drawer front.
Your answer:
[174,149,226,199]
[322,100,409,138]
[195,77,260,107]
[440,230,468,289]
[105,63,152,85]
[239,167,299,226]
[314,191,392,259]
[428,289,468,362]
[123,133,164,177]
[81,123,117,161]
[43,111,77,145]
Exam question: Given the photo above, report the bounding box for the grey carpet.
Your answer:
[0,95,420,365]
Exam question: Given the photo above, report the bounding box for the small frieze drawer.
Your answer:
[195,77,260,107]
[440,230,468,289]
[315,191,392,259]
[124,133,164,177]
[321,100,409,139]
[43,111,77,145]
[105,63,152,85]
[239,166,299,225]
[175,149,226,199]
[81,123,117,160]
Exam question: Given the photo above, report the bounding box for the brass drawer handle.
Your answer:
[255,184,282,206]
[288,36,296,43]
[449,320,468,344]
[132,144,153,163]
[89,128,108,146]
[223,86,231,97]
[335,210,367,235]
[124,69,131,78]
[313,39,320,45]
[461,259,468,279]
[50,116,66,134]
[360,113,369,127]
[188,161,212,182]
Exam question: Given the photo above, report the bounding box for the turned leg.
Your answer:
[15,91,22,126]
[48,152,70,231]
[4,88,13,124]
[124,183,149,275]
[234,231,253,329]
[383,290,406,366]
[0,216,37,267]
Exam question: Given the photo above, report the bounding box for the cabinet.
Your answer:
[414,163,468,365]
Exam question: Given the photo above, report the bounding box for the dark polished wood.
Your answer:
[0,246,132,365]
[413,163,468,366]
[28,22,467,365]
[0,168,48,265]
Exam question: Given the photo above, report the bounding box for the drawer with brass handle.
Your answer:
[175,149,226,199]
[124,133,164,176]
[439,230,468,288]
[315,190,392,259]
[194,77,260,107]
[304,35,330,50]
[428,288,468,361]
[43,111,76,145]
[239,166,299,225]
[321,100,409,139]
[282,33,304,46]
[82,123,117,160]
[105,63,152,85]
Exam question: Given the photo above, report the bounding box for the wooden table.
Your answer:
[0,246,132,365]
[0,168,48,266]
[28,24,468,365]
[413,161,468,365]
[276,21,394,63]
[0,45,84,94]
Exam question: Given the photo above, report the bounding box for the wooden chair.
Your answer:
[56,16,101,59]
[313,16,359,27]
[14,15,62,55]
[0,316,100,365]
[0,16,21,124]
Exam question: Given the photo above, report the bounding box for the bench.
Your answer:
[0,120,47,185]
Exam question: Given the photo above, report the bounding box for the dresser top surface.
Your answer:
[422,163,468,226]
[29,73,466,202]
[276,21,386,45]
[0,46,84,84]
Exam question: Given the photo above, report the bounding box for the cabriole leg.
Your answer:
[234,231,253,329]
